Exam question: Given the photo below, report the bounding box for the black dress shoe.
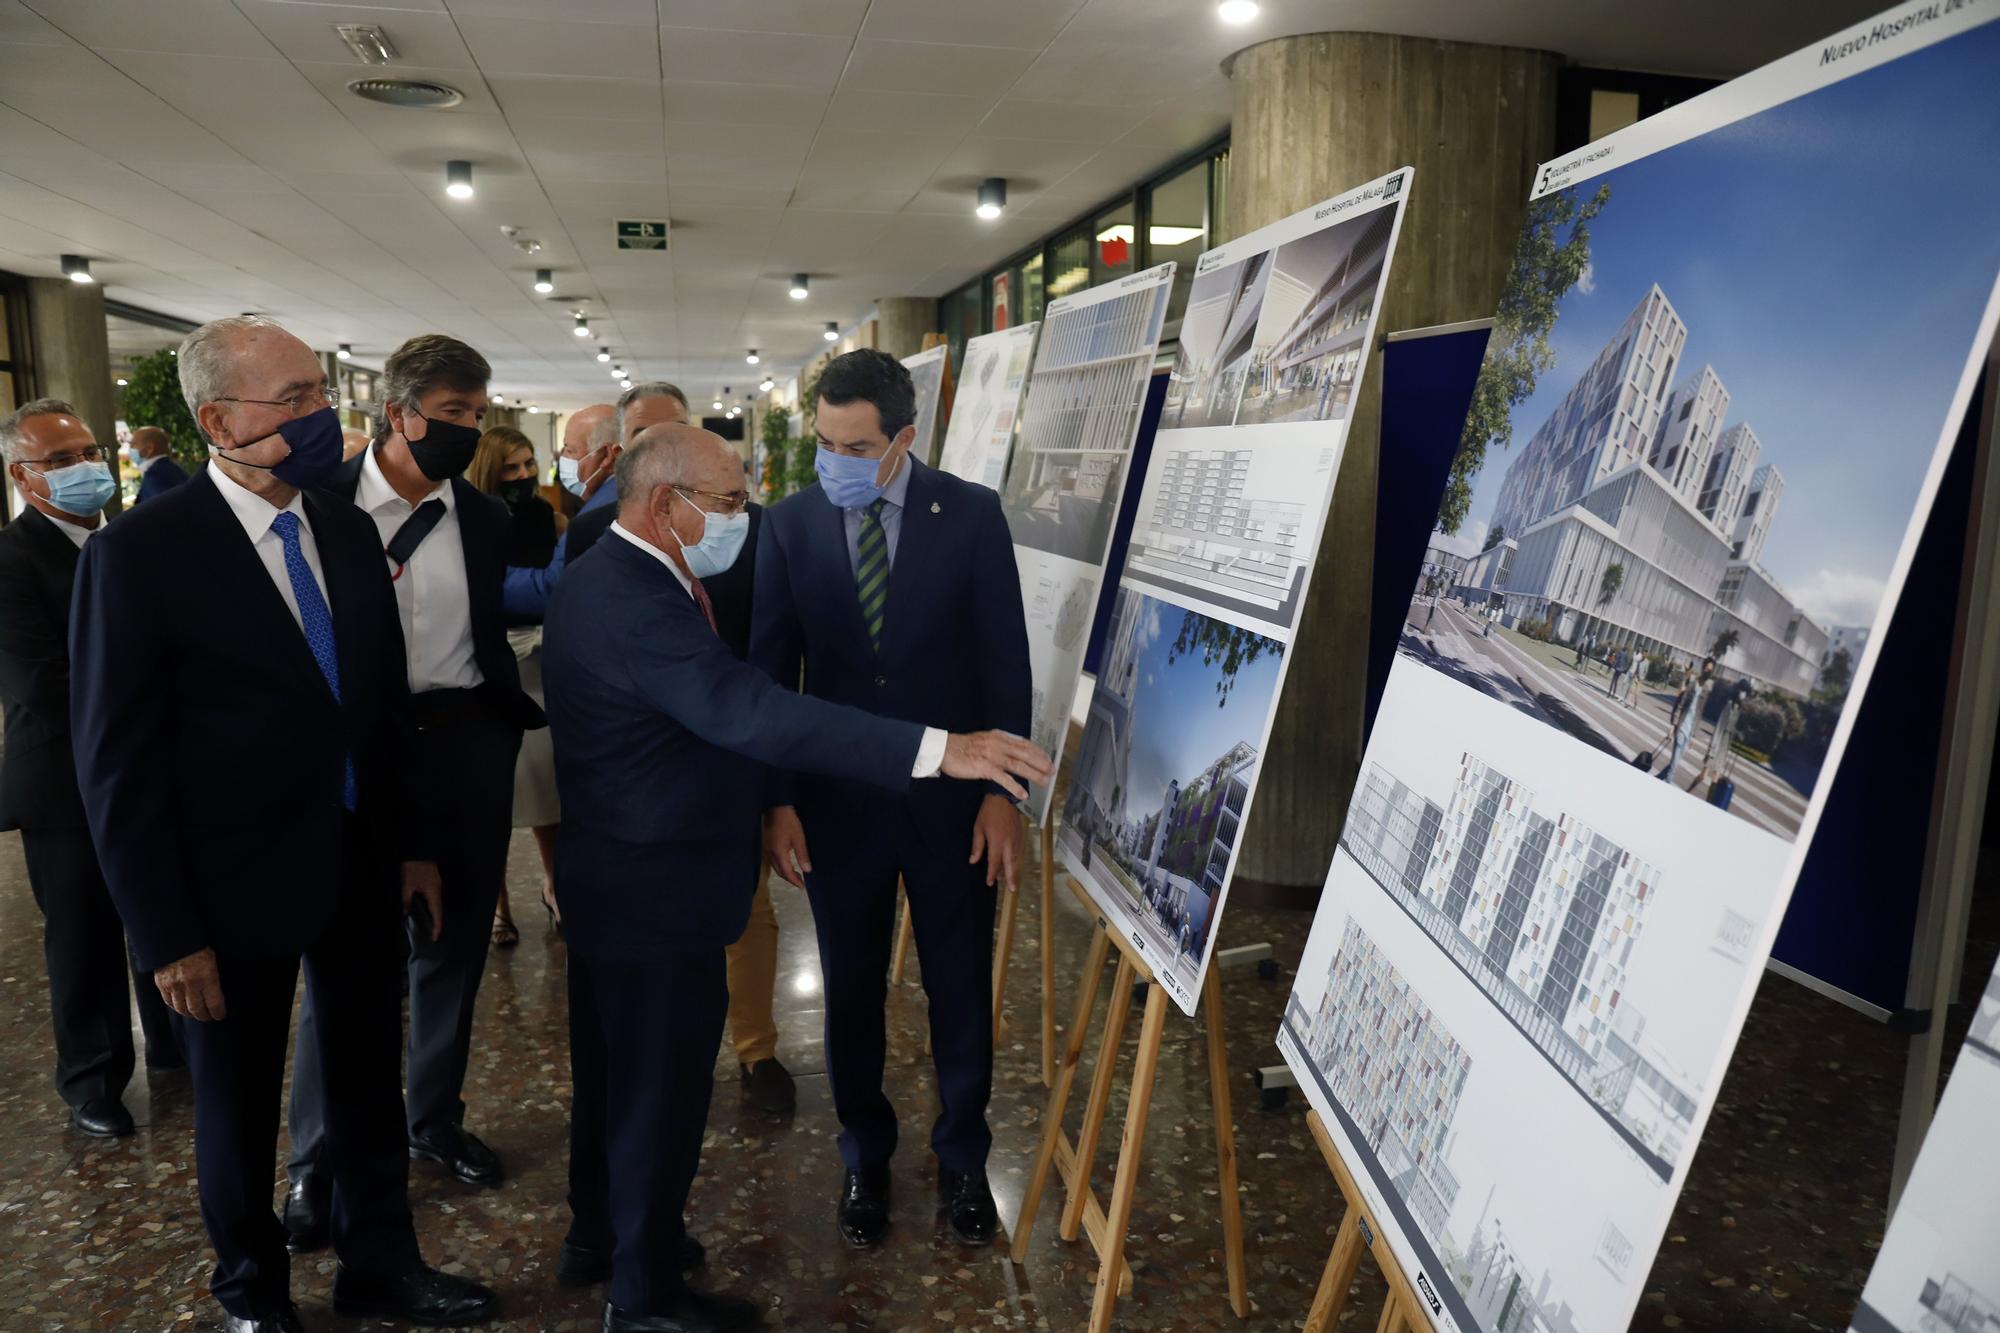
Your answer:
[560,1235,704,1285]
[409,1124,504,1188]
[332,1263,496,1326]
[739,1059,796,1116]
[836,1167,890,1249]
[939,1167,999,1246]
[603,1287,762,1332]
[69,1099,134,1138]
[282,1171,330,1254]
[223,1302,306,1333]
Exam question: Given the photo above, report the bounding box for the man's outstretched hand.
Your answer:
[942,730,1054,801]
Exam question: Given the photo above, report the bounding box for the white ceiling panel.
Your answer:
[241,2,477,68]
[821,88,987,137]
[658,0,868,38]
[857,0,1087,50]
[25,0,272,56]
[0,0,63,45]
[841,39,1039,98]
[782,182,917,214]
[658,26,853,89]
[660,80,830,129]
[458,16,661,80]
[974,97,1149,144]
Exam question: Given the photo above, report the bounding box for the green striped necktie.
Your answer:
[855,497,889,652]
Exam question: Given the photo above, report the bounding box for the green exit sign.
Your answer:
[615,219,669,251]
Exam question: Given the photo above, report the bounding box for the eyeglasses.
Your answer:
[17,444,107,471]
[215,384,338,415]
[674,484,750,515]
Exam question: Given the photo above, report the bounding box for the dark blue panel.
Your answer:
[1084,371,1169,675]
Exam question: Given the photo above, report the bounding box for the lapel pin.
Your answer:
[931,501,941,513]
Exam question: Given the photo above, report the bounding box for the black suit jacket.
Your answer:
[135,455,189,503]
[0,507,91,831]
[70,472,417,972]
[568,501,762,660]
[323,452,543,732]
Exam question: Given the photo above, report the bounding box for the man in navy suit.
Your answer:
[69,316,495,1332]
[128,425,189,502]
[544,423,1048,1333]
[0,399,178,1140]
[284,335,543,1247]
[752,349,1032,1249]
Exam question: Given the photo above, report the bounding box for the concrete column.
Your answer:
[874,297,934,360]
[25,276,118,501]
[1223,32,1559,897]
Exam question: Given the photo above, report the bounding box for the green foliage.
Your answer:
[783,435,817,497]
[1598,562,1624,606]
[1709,627,1741,661]
[758,410,789,504]
[1166,611,1283,706]
[1482,524,1506,552]
[1817,647,1853,699]
[1643,651,1672,684]
[1735,693,1804,754]
[120,348,205,475]
[1441,184,1612,534]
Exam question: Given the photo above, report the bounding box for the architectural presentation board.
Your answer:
[1059,170,1413,1014]
[1849,955,2000,1333]
[1276,6,2000,1332]
[1000,262,1175,822]
[902,342,949,467]
[936,322,1039,490]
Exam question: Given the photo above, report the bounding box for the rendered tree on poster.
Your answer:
[1599,562,1625,606]
[1167,612,1284,706]
[1482,524,1506,551]
[1709,627,1741,660]
[1818,647,1853,698]
[1441,183,1613,534]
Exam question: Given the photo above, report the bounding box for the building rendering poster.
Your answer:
[936,322,1039,492]
[1280,5,2000,1332]
[1000,263,1175,822]
[1849,955,2000,1333]
[902,342,949,469]
[1058,172,1413,1012]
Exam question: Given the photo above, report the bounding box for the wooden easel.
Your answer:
[1011,876,1248,1332]
[890,816,1060,1088]
[1302,1110,1432,1333]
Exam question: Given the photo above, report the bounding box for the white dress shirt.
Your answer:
[356,446,483,694]
[47,511,97,549]
[206,460,327,630]
[609,521,946,778]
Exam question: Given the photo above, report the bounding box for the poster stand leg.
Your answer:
[992,877,1020,1042]
[1891,340,2000,1209]
[1009,877,1248,1328]
[1302,1109,1431,1333]
[890,882,914,985]
[1041,821,1058,1088]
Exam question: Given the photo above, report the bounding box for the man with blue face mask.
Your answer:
[751,349,1032,1251]
[0,399,180,1143]
[544,423,1051,1333]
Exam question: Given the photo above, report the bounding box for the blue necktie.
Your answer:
[271,510,358,813]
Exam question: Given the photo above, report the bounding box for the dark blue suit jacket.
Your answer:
[542,528,924,959]
[751,460,1031,868]
[134,455,188,503]
[69,471,414,972]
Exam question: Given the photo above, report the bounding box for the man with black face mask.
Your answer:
[284,335,544,1252]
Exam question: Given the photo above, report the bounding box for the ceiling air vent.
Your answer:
[347,78,464,110]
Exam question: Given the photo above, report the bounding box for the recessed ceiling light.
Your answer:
[823,322,839,342]
[789,274,809,300]
[712,397,724,410]
[445,159,474,200]
[746,348,759,365]
[493,393,505,403]
[337,343,352,360]
[573,314,591,338]
[528,404,541,414]
[1217,0,1258,22]
[977,177,1007,220]
[611,365,624,378]
[596,345,611,362]
[61,254,93,284]
[534,268,554,294]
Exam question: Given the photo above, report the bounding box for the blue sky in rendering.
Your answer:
[1122,592,1285,821]
[1460,18,2000,628]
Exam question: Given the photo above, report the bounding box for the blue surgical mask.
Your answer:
[557,454,586,497]
[670,489,750,579]
[815,446,900,510]
[41,460,117,517]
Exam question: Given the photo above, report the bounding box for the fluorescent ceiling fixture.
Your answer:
[534,268,554,293]
[61,254,93,283]
[789,274,809,300]
[337,343,352,360]
[445,159,474,200]
[1217,0,1259,22]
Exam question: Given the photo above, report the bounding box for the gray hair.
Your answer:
[615,381,688,440]
[177,315,285,441]
[615,424,713,510]
[588,417,620,450]
[0,397,80,464]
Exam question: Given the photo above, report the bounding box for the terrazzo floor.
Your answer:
[0,823,1992,1332]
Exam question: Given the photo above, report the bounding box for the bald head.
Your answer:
[615,423,737,516]
[562,403,614,460]
[129,425,170,460]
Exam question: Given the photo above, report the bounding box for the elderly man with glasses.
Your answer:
[68,316,497,1332]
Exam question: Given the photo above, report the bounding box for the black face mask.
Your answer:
[403,407,482,481]
[499,477,538,510]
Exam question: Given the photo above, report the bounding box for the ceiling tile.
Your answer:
[820,88,986,137]
[783,182,916,213]
[24,0,272,56]
[857,0,1086,49]
[973,96,1148,143]
[487,74,660,121]
[660,80,830,128]
[523,145,667,184]
[444,0,657,19]
[936,137,1096,185]
[0,0,66,45]
[239,2,476,67]
[659,26,853,89]
[458,16,661,79]
[511,115,661,157]
[658,0,868,38]
[841,38,1038,98]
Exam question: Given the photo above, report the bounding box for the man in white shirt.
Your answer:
[285,336,542,1250]
[69,315,497,1330]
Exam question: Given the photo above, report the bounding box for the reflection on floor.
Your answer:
[0,825,1991,1330]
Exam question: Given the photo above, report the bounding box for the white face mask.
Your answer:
[557,454,586,497]
[667,490,750,579]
